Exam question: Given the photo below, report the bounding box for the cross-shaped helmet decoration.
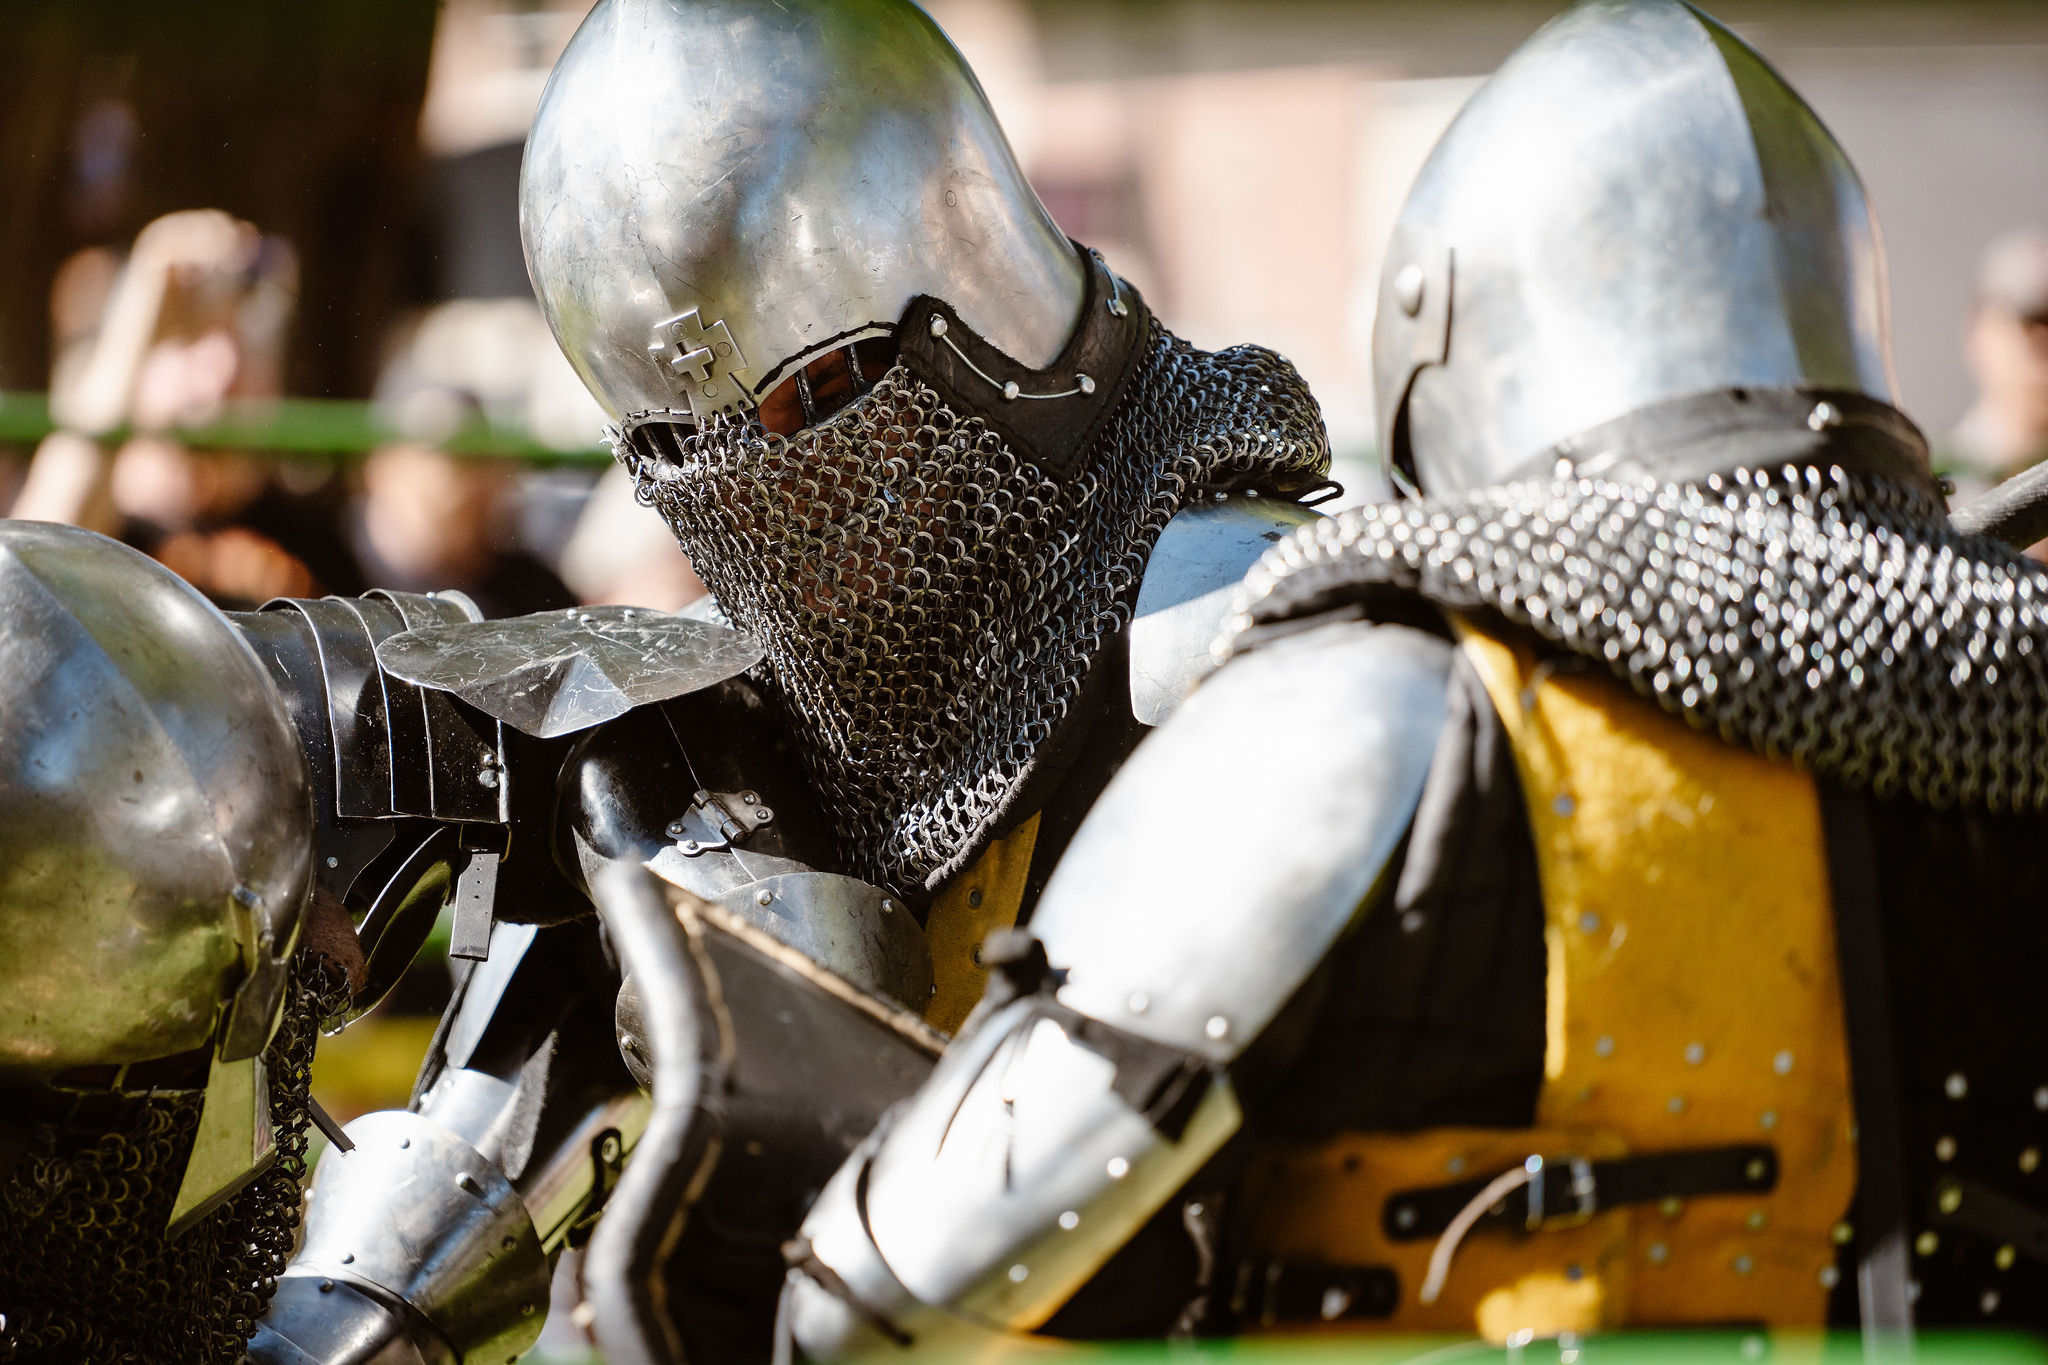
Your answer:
[648,308,751,423]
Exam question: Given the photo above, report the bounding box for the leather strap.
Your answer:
[1381,1144,1780,1242]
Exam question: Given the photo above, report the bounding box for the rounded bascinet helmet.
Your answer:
[521,0,1087,428]
[1374,0,1907,496]
[0,520,313,1081]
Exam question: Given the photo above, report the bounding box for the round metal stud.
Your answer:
[1647,1242,1670,1266]
[1936,1135,1957,1162]
[1946,1071,1969,1099]
[929,316,948,338]
[1001,380,1021,401]
[1393,263,1426,318]
[1077,374,1096,395]
[1773,1050,1795,1075]
[1059,1210,1080,1231]
[1685,1042,1706,1066]
[1106,1157,1130,1180]
[756,889,773,906]
[2020,1146,2040,1174]
[1595,1036,1616,1058]
[1204,1015,1230,1041]
[1915,1230,1939,1257]
[1128,992,1150,1014]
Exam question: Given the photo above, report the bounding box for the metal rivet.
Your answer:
[1107,1157,1130,1180]
[1983,1290,2002,1315]
[1660,1197,1684,1218]
[503,1236,519,1251]
[1937,1136,1957,1162]
[1733,1254,1754,1275]
[754,806,772,821]
[1740,1337,1765,1362]
[1747,1210,1767,1230]
[1939,1183,1963,1215]
[1595,1035,1616,1058]
[1997,1244,2017,1271]
[967,888,983,908]
[1773,1050,1794,1075]
[1578,910,1600,932]
[1647,1241,1669,1266]
[522,1304,536,1316]
[1745,1158,1769,1183]
[880,899,896,914]
[1833,1221,1855,1245]
[1058,1210,1080,1231]
[1759,1110,1779,1131]
[1108,297,1129,318]
[666,820,687,839]
[1393,263,1426,317]
[1915,1231,1939,1257]
[1820,1265,1841,1289]
[1002,380,1021,401]
[682,840,700,855]
[1446,1156,1467,1175]
[1807,401,1842,431]
[1684,1042,1706,1066]
[1205,1015,1230,1041]
[1554,794,1577,817]
[1128,993,1150,1014]
[325,856,339,869]
[399,1137,411,1150]
[756,889,773,906]
[1946,1071,1969,1099]
[1078,374,1096,395]
[1667,1095,1687,1114]
[1007,1264,1029,1284]
[2021,1147,2040,1174]
[944,190,957,207]
[1400,910,1425,933]
[2035,1086,2048,1112]
[1394,1204,1417,1230]
[929,316,948,338]
[319,1280,335,1293]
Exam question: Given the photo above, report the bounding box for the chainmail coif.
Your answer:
[625,320,1328,893]
[1228,461,2048,813]
[0,957,348,1365]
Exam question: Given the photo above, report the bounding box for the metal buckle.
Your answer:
[1524,1153,1600,1231]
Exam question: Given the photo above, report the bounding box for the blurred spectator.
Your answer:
[11,208,359,607]
[357,299,583,617]
[1949,229,2048,492]
[559,464,706,611]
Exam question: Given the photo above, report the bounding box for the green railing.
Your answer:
[0,391,613,467]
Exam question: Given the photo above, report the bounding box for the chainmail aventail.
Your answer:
[625,321,1328,893]
[1228,462,2048,812]
[0,957,349,1365]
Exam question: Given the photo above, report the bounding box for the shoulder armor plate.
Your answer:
[376,604,763,739]
[1131,495,1324,725]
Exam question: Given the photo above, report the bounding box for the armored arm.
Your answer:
[784,618,1453,1357]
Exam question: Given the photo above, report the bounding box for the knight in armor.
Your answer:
[783,0,2048,1350]
[17,0,1328,1360]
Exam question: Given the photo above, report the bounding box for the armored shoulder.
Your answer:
[1130,494,1325,724]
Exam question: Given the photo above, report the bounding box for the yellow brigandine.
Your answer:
[1241,617,1856,1337]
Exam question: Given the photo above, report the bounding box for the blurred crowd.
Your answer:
[4,204,703,617]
